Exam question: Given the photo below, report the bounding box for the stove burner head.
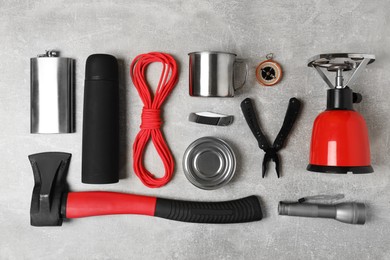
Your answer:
[308,53,375,89]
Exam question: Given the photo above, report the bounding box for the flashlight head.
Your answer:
[335,202,366,225]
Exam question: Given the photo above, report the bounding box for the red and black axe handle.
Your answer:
[64,192,262,223]
[28,152,262,226]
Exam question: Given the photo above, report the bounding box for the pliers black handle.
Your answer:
[273,98,301,151]
[240,98,301,178]
[240,98,271,151]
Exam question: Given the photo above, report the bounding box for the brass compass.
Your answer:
[256,53,283,86]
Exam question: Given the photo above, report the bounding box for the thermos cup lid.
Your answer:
[183,136,236,190]
[85,54,118,81]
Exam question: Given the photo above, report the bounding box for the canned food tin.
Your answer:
[183,136,236,190]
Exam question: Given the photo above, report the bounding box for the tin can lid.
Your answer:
[183,136,236,190]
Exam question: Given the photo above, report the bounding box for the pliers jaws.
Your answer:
[262,149,280,178]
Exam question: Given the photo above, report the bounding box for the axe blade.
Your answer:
[28,152,71,226]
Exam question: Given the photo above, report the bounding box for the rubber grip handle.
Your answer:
[240,98,270,150]
[154,196,262,224]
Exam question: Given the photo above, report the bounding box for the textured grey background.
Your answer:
[1,0,389,259]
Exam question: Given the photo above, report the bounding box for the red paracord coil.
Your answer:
[130,52,178,188]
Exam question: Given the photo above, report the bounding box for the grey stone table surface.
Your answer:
[1,0,389,259]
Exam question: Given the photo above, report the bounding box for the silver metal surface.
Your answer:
[279,201,366,225]
[30,51,74,133]
[37,50,59,57]
[188,51,248,97]
[188,111,234,126]
[335,69,344,88]
[314,65,334,89]
[307,53,375,67]
[266,53,274,60]
[183,136,236,190]
[344,57,371,87]
[308,53,375,89]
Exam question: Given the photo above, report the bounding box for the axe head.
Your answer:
[28,152,71,226]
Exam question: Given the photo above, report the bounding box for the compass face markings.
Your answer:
[256,59,283,86]
[261,66,276,80]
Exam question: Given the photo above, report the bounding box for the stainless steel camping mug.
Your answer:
[188,51,248,97]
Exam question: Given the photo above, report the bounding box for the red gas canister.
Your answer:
[306,53,375,174]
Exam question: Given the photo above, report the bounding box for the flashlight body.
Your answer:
[82,54,119,184]
[278,202,366,225]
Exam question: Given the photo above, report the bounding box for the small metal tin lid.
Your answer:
[183,136,236,190]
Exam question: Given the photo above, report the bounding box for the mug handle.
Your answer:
[233,59,248,91]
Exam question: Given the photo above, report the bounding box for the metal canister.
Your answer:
[183,136,236,190]
[30,50,74,133]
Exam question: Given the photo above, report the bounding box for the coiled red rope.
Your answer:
[130,52,178,188]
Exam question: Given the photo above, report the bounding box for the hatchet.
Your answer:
[28,152,263,226]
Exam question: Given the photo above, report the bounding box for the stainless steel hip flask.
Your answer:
[30,50,74,133]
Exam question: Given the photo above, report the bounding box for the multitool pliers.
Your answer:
[240,97,301,178]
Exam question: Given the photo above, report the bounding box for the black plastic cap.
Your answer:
[326,87,353,110]
[85,54,118,81]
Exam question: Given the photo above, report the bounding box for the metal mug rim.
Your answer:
[188,51,237,56]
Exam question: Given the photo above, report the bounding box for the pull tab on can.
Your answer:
[30,50,74,133]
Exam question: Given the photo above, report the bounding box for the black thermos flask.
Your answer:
[82,54,119,184]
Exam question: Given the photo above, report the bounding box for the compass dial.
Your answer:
[256,60,283,86]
